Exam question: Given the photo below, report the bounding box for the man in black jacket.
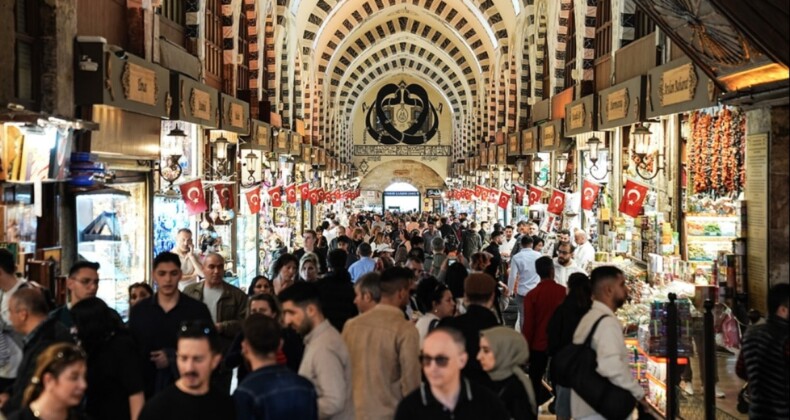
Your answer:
[438,273,499,386]
[1,288,73,414]
[316,249,358,332]
[483,231,504,281]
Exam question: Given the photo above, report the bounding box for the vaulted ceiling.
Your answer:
[291,0,519,112]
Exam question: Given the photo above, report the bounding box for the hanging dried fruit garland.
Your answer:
[688,107,745,196]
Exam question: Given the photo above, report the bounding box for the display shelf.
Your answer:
[626,339,689,365]
[687,235,737,240]
[646,372,666,389]
[685,215,739,220]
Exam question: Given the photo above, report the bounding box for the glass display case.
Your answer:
[236,204,258,292]
[153,196,193,256]
[76,182,147,319]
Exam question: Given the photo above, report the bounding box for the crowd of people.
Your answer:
[0,209,786,420]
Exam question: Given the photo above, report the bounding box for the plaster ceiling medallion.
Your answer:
[365,81,439,145]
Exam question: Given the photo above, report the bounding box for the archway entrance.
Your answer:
[383,182,420,213]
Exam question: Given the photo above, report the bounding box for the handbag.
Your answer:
[550,315,637,420]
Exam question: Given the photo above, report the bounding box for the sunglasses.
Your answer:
[419,353,450,368]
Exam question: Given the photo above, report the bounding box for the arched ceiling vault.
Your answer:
[337,36,475,100]
[294,0,516,59]
[358,159,447,192]
[313,3,495,76]
[323,14,484,100]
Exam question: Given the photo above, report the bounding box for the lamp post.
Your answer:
[631,122,663,180]
[532,155,549,187]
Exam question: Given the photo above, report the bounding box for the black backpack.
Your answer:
[551,315,637,419]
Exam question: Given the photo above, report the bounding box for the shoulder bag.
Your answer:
[550,315,637,419]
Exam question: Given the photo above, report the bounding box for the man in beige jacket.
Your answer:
[342,267,420,419]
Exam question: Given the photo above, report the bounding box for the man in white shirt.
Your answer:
[553,242,583,287]
[499,226,517,262]
[573,230,595,272]
[571,266,648,419]
[507,235,541,331]
[172,229,204,291]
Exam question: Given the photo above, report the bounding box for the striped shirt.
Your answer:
[740,316,789,420]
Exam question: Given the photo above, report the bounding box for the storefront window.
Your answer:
[236,204,257,292]
[76,183,147,319]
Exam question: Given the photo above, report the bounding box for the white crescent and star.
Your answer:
[250,194,260,206]
[626,189,642,206]
[583,187,595,200]
[187,187,202,204]
[551,195,564,210]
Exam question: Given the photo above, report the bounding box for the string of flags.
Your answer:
[176,178,361,215]
[444,177,651,218]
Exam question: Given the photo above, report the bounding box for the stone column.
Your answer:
[768,106,789,284]
[0,0,15,104]
[40,0,77,117]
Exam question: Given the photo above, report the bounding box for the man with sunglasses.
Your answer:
[139,321,235,420]
[49,260,101,329]
[395,327,509,420]
[553,242,583,287]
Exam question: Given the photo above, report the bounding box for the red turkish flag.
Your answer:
[546,189,566,215]
[245,187,262,213]
[309,188,319,205]
[465,189,474,200]
[528,185,544,206]
[285,184,297,204]
[326,190,335,204]
[498,191,511,209]
[580,179,602,211]
[480,188,490,202]
[214,184,234,210]
[179,179,207,215]
[488,188,499,204]
[474,185,484,198]
[298,183,310,201]
[513,185,526,205]
[317,188,326,202]
[619,179,650,218]
[269,186,283,207]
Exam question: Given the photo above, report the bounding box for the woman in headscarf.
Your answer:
[478,326,537,420]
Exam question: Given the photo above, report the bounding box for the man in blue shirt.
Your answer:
[348,243,376,283]
[507,235,541,331]
[234,314,318,419]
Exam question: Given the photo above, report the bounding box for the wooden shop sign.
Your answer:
[507,132,520,157]
[599,76,646,130]
[123,63,158,106]
[521,127,539,154]
[647,58,717,118]
[606,88,629,121]
[564,94,597,136]
[190,89,212,121]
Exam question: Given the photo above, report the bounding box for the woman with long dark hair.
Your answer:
[71,297,145,420]
[11,343,88,420]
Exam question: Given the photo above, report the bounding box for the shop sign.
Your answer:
[275,130,290,153]
[122,63,158,106]
[190,89,212,121]
[497,144,507,165]
[480,147,488,167]
[507,132,520,157]
[542,124,556,148]
[230,103,244,129]
[290,133,302,156]
[75,41,171,119]
[659,63,698,106]
[488,144,497,166]
[568,103,586,130]
[647,58,717,118]
[521,127,538,154]
[599,76,646,130]
[606,88,629,121]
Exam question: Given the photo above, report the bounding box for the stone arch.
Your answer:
[359,159,447,192]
